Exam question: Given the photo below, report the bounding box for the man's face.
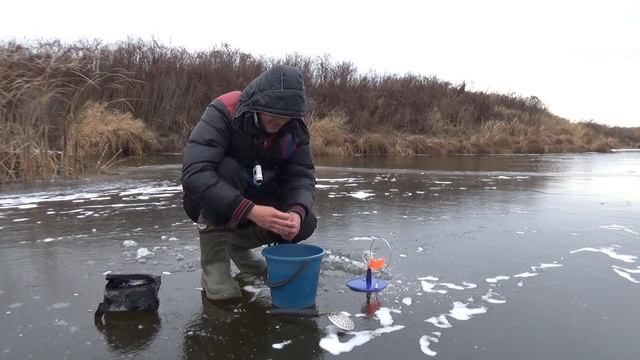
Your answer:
[259,113,292,134]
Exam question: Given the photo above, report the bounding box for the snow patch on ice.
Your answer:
[348,191,375,200]
[319,324,405,355]
[599,224,639,236]
[122,240,138,247]
[570,247,637,263]
[375,307,394,326]
[611,265,640,283]
[425,315,452,329]
[482,290,507,304]
[419,335,439,356]
[136,247,154,259]
[272,340,292,349]
[486,276,510,283]
[531,263,563,271]
[513,272,538,278]
[449,302,488,321]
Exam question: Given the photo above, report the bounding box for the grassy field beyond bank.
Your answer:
[1,39,639,183]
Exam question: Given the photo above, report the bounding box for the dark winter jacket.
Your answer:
[181,65,315,226]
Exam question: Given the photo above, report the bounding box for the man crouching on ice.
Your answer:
[181,65,317,301]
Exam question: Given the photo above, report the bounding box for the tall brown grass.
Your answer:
[1,39,639,183]
[66,102,158,172]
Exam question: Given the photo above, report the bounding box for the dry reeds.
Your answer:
[309,113,354,156]
[67,102,157,170]
[2,39,639,183]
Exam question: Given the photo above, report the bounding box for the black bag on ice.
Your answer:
[95,273,161,318]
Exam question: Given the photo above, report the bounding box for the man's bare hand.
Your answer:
[280,212,301,241]
[247,205,296,237]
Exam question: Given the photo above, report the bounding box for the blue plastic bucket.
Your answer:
[262,244,325,309]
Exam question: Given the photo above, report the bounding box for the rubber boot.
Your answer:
[198,216,242,301]
[229,226,268,286]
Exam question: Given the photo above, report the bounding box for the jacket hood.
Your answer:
[236,65,308,119]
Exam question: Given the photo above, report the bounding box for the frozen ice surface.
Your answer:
[51,303,70,309]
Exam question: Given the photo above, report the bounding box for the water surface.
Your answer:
[1,153,639,359]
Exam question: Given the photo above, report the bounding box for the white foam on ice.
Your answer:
[531,263,563,271]
[421,281,447,294]
[425,315,452,328]
[439,283,466,290]
[611,266,640,283]
[348,191,375,199]
[486,276,510,283]
[136,247,154,259]
[162,271,171,275]
[513,272,538,278]
[434,181,452,184]
[482,290,507,304]
[272,340,292,349]
[122,240,138,247]
[402,297,413,306]
[419,335,439,356]
[399,254,407,257]
[316,177,363,183]
[375,307,394,326]
[569,247,637,263]
[417,276,439,281]
[416,247,424,253]
[449,302,488,321]
[17,204,38,209]
[599,224,639,236]
[12,218,29,222]
[349,236,376,241]
[8,303,22,308]
[118,185,182,197]
[51,302,70,309]
[319,324,405,355]
[324,253,367,271]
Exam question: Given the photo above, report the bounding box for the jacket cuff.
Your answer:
[287,204,307,222]
[228,197,255,229]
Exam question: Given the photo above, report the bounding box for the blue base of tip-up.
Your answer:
[346,278,388,292]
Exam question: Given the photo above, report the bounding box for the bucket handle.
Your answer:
[264,261,310,288]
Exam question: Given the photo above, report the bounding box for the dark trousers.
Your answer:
[203,157,317,244]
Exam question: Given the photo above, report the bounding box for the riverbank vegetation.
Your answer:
[1,39,639,183]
